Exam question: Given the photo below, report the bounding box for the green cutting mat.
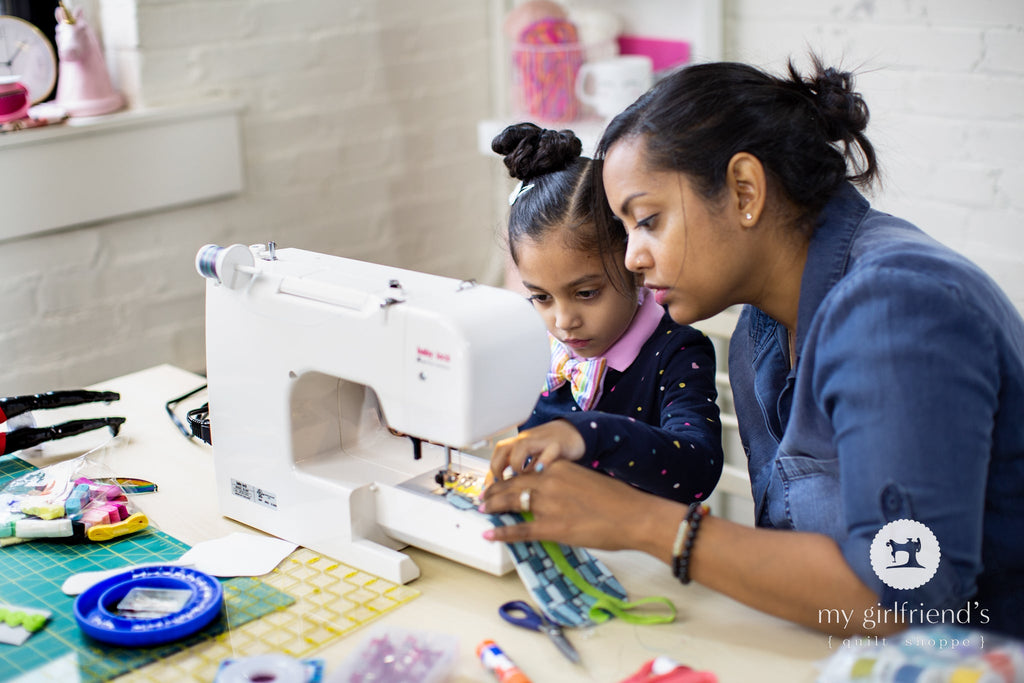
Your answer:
[0,454,295,683]
[0,452,422,682]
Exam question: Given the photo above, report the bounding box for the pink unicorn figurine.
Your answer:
[54,3,123,117]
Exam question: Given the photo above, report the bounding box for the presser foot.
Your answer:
[435,468,488,506]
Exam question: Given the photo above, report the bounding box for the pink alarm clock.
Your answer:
[0,76,31,123]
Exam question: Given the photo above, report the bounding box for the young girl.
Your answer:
[488,122,722,505]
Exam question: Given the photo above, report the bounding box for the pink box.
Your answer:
[616,35,691,73]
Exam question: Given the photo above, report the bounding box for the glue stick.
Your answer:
[477,639,532,683]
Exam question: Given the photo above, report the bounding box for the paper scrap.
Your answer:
[177,532,297,577]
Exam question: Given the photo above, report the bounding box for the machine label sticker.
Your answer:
[230,478,254,501]
[230,479,279,509]
[255,488,278,509]
[869,518,940,590]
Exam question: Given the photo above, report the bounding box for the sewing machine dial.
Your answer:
[0,15,58,104]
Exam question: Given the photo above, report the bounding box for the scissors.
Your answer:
[499,600,581,664]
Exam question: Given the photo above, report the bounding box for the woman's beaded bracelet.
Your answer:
[672,502,708,585]
[671,513,690,578]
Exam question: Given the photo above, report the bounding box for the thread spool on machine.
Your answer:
[195,243,268,290]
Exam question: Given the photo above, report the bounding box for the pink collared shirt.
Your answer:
[562,288,664,372]
[605,288,664,371]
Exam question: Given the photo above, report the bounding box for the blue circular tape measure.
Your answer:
[73,565,223,647]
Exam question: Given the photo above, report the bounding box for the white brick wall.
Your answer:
[1,0,1021,396]
[0,1,505,394]
[724,0,1024,311]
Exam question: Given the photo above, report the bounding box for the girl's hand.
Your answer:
[488,419,586,482]
[480,459,675,555]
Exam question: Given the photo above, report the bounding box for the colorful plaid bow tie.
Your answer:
[544,337,608,411]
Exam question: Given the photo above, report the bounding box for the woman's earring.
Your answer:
[745,213,753,221]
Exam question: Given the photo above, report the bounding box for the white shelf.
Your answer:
[0,100,244,242]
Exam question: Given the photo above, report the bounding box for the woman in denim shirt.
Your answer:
[481,57,1024,637]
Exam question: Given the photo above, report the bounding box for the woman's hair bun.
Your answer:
[807,65,869,142]
[492,122,583,180]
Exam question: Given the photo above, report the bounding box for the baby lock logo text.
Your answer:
[819,519,990,633]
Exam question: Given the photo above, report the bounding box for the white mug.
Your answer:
[575,55,653,119]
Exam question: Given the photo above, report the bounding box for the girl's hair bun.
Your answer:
[492,122,583,180]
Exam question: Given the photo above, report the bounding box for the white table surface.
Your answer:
[20,364,833,682]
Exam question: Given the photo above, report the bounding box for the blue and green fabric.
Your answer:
[488,511,676,628]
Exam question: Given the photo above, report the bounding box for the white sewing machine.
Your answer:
[196,243,549,584]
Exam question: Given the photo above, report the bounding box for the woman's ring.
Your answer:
[520,488,532,513]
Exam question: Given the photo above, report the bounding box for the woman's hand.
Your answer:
[488,419,586,481]
[480,459,681,558]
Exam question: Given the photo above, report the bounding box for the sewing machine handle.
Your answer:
[278,277,374,311]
